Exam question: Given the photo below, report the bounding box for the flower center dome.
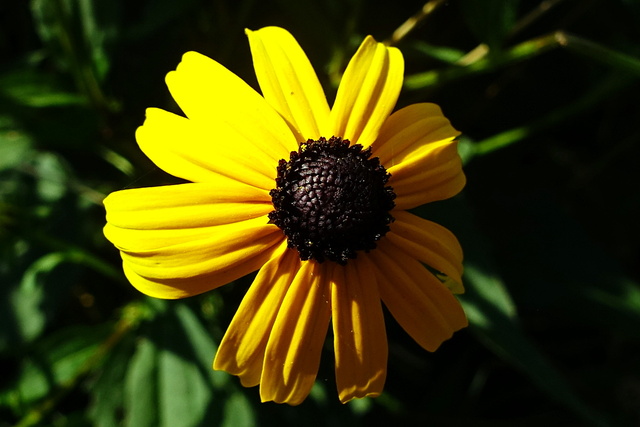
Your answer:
[269,136,396,264]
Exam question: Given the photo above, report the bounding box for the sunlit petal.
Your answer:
[387,211,464,293]
[332,256,387,403]
[387,138,465,210]
[370,240,467,351]
[105,181,271,232]
[329,36,403,147]
[165,50,297,152]
[247,26,330,141]
[214,242,301,387]
[260,261,332,405]
[136,108,280,190]
[370,103,461,167]
[104,183,284,298]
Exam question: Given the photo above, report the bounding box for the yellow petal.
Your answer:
[371,103,461,167]
[332,256,387,403]
[329,36,403,147]
[136,108,280,190]
[110,216,280,279]
[164,50,298,153]
[103,182,273,250]
[104,183,284,298]
[214,242,301,387]
[117,222,282,297]
[105,181,271,231]
[387,138,466,210]
[260,261,332,405]
[386,211,464,294]
[246,27,330,141]
[369,241,467,351]
[120,248,276,299]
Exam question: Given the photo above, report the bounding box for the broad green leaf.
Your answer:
[12,252,68,342]
[221,392,255,427]
[87,334,136,427]
[0,122,33,170]
[175,303,229,388]
[7,249,89,347]
[32,152,68,203]
[123,303,218,427]
[124,338,159,427]
[157,340,212,427]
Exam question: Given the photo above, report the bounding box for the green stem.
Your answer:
[385,0,448,46]
[406,31,640,89]
[405,32,562,89]
[557,32,640,76]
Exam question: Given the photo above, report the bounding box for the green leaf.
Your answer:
[88,335,136,427]
[124,338,159,427]
[0,126,33,171]
[5,248,88,348]
[123,303,219,427]
[12,253,67,343]
[157,340,212,427]
[221,392,255,427]
[32,152,69,203]
[174,303,229,388]
[0,69,85,108]
[410,41,467,64]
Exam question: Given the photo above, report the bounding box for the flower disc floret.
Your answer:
[268,136,396,264]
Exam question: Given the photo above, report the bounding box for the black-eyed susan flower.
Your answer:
[104,26,467,405]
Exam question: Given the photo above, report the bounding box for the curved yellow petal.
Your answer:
[387,138,466,210]
[371,103,461,167]
[120,246,276,299]
[369,241,467,352]
[246,27,330,142]
[213,242,300,387]
[387,211,464,294]
[165,51,298,155]
[332,256,387,403]
[110,216,280,278]
[136,108,279,190]
[105,181,271,231]
[329,36,403,147]
[105,184,284,297]
[260,261,332,405]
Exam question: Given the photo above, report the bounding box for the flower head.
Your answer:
[104,26,467,405]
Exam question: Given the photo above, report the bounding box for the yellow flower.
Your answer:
[104,26,467,405]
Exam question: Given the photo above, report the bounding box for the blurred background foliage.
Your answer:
[1,0,639,425]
